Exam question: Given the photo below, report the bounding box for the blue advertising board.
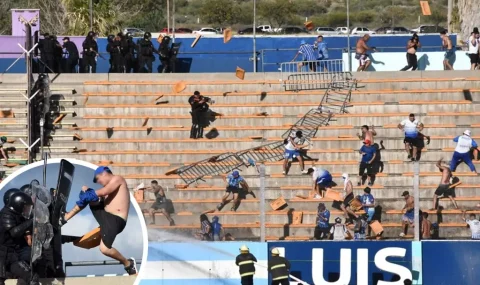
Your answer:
[267,241,414,285]
[422,241,480,285]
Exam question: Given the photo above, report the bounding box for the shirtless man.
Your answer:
[147,180,175,226]
[421,212,432,239]
[440,31,454,70]
[358,125,376,144]
[61,166,137,275]
[340,173,358,223]
[399,191,414,238]
[432,159,459,210]
[355,34,376,72]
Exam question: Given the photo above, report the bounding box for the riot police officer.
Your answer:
[0,191,39,285]
[137,32,157,73]
[158,35,172,73]
[82,31,98,73]
[123,32,136,73]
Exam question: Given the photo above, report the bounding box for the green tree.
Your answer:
[200,0,237,26]
[258,0,297,28]
[296,0,327,19]
[430,6,447,26]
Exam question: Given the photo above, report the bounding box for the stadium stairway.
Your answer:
[2,71,480,240]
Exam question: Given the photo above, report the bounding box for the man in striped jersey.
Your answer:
[291,40,317,72]
[462,211,480,240]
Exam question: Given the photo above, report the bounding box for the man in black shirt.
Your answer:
[62,37,79,73]
[82,31,98,73]
[137,32,157,73]
[188,91,208,139]
[123,33,136,73]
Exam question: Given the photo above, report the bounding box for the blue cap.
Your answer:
[232,170,240,177]
[93,166,112,183]
[300,40,306,45]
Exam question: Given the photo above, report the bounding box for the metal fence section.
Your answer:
[237,140,286,164]
[176,152,246,185]
[282,109,333,140]
[318,76,357,114]
[280,59,345,91]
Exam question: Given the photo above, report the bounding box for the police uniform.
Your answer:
[268,249,290,285]
[123,33,136,73]
[0,192,39,285]
[137,32,156,73]
[82,31,98,73]
[236,246,257,285]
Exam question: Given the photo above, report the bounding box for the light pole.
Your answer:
[346,0,351,72]
[167,0,170,36]
[89,0,93,31]
[447,0,452,33]
[172,0,176,42]
[253,0,257,73]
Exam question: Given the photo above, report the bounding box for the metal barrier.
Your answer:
[64,259,142,276]
[280,59,345,91]
[318,75,357,114]
[282,109,332,140]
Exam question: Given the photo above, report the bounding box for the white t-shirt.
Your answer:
[400,119,420,138]
[284,138,296,151]
[467,219,480,239]
[330,224,348,240]
[454,135,474,154]
[468,36,479,54]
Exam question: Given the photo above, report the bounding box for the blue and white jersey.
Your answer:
[400,119,421,138]
[467,219,480,240]
[316,42,329,59]
[227,175,244,188]
[212,221,222,236]
[361,193,375,206]
[317,209,330,228]
[298,44,317,61]
[454,135,478,154]
[312,167,330,182]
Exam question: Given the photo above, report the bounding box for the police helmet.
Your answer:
[3,188,20,205]
[0,136,6,143]
[8,192,33,217]
[107,34,115,42]
[144,32,152,39]
[126,32,132,38]
[87,31,95,38]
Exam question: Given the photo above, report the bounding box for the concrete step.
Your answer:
[138,198,479,213]
[143,210,468,226]
[76,91,470,105]
[146,223,473,240]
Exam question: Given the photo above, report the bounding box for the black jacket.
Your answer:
[83,39,98,57]
[0,207,33,278]
[137,39,156,57]
[63,41,79,59]
[268,256,290,281]
[235,253,257,277]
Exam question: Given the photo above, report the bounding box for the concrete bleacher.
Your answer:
[1,71,480,240]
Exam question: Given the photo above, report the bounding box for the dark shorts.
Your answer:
[90,202,127,249]
[359,162,374,175]
[343,192,354,207]
[314,226,330,240]
[226,186,240,194]
[404,136,421,148]
[469,53,479,64]
[302,60,316,71]
[151,200,166,210]
[435,184,453,197]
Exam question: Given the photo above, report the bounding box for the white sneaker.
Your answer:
[399,233,405,238]
[301,170,308,174]
[282,171,286,175]
[314,194,322,199]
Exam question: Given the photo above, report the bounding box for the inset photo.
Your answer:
[0,158,147,285]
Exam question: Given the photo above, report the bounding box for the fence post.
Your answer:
[259,163,266,242]
[413,161,420,241]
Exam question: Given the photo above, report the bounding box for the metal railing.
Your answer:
[64,259,142,277]
[280,59,345,91]
[318,75,357,114]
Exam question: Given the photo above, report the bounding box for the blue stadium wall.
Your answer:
[140,240,480,285]
[0,34,455,73]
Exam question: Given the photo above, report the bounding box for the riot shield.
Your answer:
[30,181,54,265]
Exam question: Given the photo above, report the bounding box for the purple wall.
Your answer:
[11,9,40,36]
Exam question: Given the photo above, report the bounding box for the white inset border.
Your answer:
[0,158,149,285]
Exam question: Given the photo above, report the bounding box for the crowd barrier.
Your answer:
[0,34,455,73]
[140,240,480,285]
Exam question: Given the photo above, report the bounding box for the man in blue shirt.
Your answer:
[361,187,375,223]
[358,140,377,186]
[217,170,250,212]
[211,216,224,241]
[291,40,317,72]
[450,130,478,173]
[314,203,330,240]
[314,36,329,71]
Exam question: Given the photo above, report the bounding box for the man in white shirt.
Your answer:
[462,211,480,240]
[283,131,308,175]
[398,114,424,161]
[467,28,480,70]
[329,217,350,240]
[450,130,478,173]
